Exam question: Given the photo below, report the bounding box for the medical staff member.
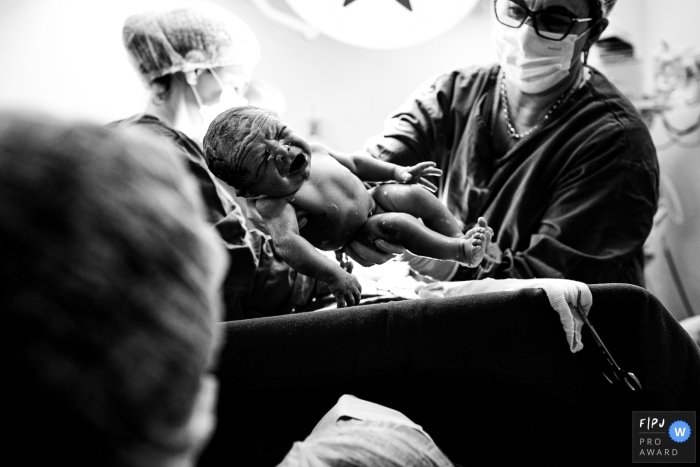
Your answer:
[111,3,323,320]
[347,0,659,286]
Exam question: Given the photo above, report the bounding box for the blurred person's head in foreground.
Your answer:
[2,112,229,466]
[277,419,455,467]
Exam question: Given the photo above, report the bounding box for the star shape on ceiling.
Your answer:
[343,0,412,11]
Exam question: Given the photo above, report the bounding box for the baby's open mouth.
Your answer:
[289,153,307,173]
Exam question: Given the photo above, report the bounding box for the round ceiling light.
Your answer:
[284,0,480,49]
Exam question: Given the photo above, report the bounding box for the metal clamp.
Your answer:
[576,290,642,392]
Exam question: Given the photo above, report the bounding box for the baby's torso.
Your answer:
[290,152,373,250]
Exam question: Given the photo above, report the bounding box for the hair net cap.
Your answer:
[123,2,260,82]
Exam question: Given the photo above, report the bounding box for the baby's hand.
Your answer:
[393,162,443,193]
[327,271,362,308]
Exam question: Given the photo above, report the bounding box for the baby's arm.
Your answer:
[312,143,442,192]
[256,197,362,308]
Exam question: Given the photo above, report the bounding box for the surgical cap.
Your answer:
[123,2,260,82]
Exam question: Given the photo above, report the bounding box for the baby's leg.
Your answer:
[363,213,488,266]
[371,184,462,238]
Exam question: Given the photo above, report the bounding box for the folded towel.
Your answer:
[416,278,592,353]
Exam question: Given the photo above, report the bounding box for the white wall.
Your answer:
[608,0,700,94]
[635,0,700,320]
[645,110,700,321]
[0,0,164,122]
[628,0,700,320]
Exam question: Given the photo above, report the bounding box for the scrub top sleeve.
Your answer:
[364,72,462,167]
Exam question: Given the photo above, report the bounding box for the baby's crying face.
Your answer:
[272,142,307,177]
[248,116,312,197]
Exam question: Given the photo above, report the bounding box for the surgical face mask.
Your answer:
[189,69,248,137]
[494,23,589,94]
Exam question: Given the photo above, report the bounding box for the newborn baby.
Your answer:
[204,106,492,307]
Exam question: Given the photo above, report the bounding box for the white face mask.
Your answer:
[494,23,588,94]
[189,69,249,139]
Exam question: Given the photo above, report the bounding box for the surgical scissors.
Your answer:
[575,290,643,392]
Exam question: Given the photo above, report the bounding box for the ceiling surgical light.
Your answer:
[260,0,480,50]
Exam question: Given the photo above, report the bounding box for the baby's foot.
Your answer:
[458,217,493,267]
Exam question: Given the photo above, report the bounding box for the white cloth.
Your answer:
[416,278,593,353]
[277,395,453,467]
[401,251,460,282]
[309,394,433,442]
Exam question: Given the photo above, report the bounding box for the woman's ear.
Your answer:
[150,83,167,105]
[149,77,171,105]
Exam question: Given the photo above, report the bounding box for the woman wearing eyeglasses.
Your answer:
[346,0,659,287]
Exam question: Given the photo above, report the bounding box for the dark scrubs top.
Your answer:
[108,115,318,320]
[366,65,659,286]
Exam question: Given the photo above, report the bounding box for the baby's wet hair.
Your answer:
[203,105,274,197]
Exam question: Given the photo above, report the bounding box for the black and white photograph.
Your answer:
[2,0,699,465]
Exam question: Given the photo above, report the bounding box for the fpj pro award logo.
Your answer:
[633,411,695,463]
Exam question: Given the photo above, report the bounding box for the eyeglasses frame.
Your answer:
[494,0,596,42]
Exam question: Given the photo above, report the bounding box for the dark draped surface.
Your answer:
[199,284,700,466]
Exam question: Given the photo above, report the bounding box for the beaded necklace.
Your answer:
[500,70,584,140]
